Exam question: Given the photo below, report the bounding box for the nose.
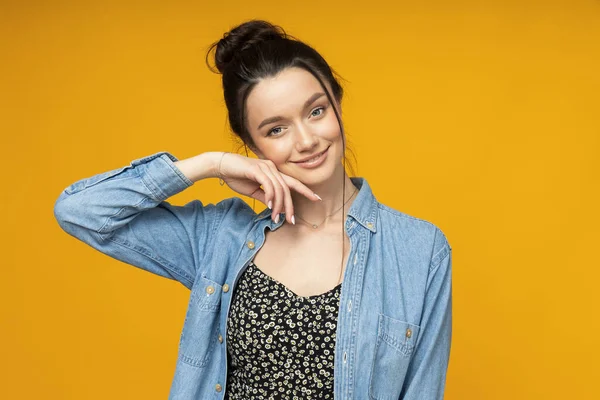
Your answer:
[295,123,319,152]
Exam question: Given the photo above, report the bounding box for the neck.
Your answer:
[290,168,357,228]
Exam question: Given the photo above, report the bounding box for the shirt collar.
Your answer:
[253,177,378,233]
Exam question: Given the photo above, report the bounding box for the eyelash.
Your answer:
[267,105,328,137]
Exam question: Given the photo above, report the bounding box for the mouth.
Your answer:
[292,147,330,164]
[291,146,330,169]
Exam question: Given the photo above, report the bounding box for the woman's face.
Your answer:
[245,67,344,187]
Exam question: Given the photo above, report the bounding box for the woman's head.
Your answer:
[206,20,353,185]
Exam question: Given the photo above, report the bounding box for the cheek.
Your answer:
[268,141,293,164]
[320,113,342,138]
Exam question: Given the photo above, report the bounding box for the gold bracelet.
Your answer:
[217,152,228,186]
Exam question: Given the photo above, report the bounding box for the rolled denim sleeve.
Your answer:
[53,151,222,290]
[400,228,453,399]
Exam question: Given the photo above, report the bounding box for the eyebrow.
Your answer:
[257,92,327,130]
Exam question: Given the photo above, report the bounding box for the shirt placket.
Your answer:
[335,221,368,400]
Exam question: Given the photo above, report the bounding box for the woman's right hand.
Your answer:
[215,152,321,224]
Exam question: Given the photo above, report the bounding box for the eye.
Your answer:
[267,126,284,137]
[310,106,326,118]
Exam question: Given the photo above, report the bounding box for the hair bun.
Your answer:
[211,20,287,74]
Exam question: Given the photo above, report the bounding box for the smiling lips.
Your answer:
[291,147,330,169]
[292,147,329,163]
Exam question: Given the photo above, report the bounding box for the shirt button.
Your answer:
[206,286,215,295]
[406,328,412,338]
[367,222,374,229]
[222,283,229,293]
[215,383,222,392]
[247,241,255,249]
[218,334,223,343]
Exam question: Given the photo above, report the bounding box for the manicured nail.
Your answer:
[274,214,280,223]
[314,193,322,201]
[291,215,296,225]
[268,200,272,209]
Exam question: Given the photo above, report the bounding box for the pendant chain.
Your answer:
[294,187,358,229]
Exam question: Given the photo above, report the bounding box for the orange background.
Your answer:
[1,0,599,398]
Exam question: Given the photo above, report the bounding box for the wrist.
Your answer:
[216,152,228,179]
[173,152,223,183]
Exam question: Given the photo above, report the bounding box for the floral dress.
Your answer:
[224,260,342,399]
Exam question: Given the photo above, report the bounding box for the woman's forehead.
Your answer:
[246,67,326,117]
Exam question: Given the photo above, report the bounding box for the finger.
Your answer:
[259,162,284,221]
[280,173,323,202]
[250,165,275,209]
[266,163,294,224]
[248,186,267,206]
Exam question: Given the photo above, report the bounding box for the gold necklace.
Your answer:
[295,187,358,229]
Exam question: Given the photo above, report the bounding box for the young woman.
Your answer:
[54,20,452,400]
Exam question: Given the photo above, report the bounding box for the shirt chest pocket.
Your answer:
[369,314,420,400]
[179,277,223,367]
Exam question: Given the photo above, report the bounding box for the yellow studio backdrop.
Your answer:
[1,0,598,398]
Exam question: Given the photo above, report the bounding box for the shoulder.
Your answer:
[376,201,451,268]
[376,200,446,239]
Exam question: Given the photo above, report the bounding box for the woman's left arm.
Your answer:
[400,228,453,399]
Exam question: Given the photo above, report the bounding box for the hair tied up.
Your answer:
[207,20,289,74]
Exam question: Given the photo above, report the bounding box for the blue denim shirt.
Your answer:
[54,151,452,400]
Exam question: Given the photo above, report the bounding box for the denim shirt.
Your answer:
[54,151,452,400]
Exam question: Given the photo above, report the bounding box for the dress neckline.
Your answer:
[248,261,342,300]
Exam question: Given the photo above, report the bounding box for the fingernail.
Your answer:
[291,215,296,225]
[268,200,272,209]
[314,193,322,201]
[274,214,280,224]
